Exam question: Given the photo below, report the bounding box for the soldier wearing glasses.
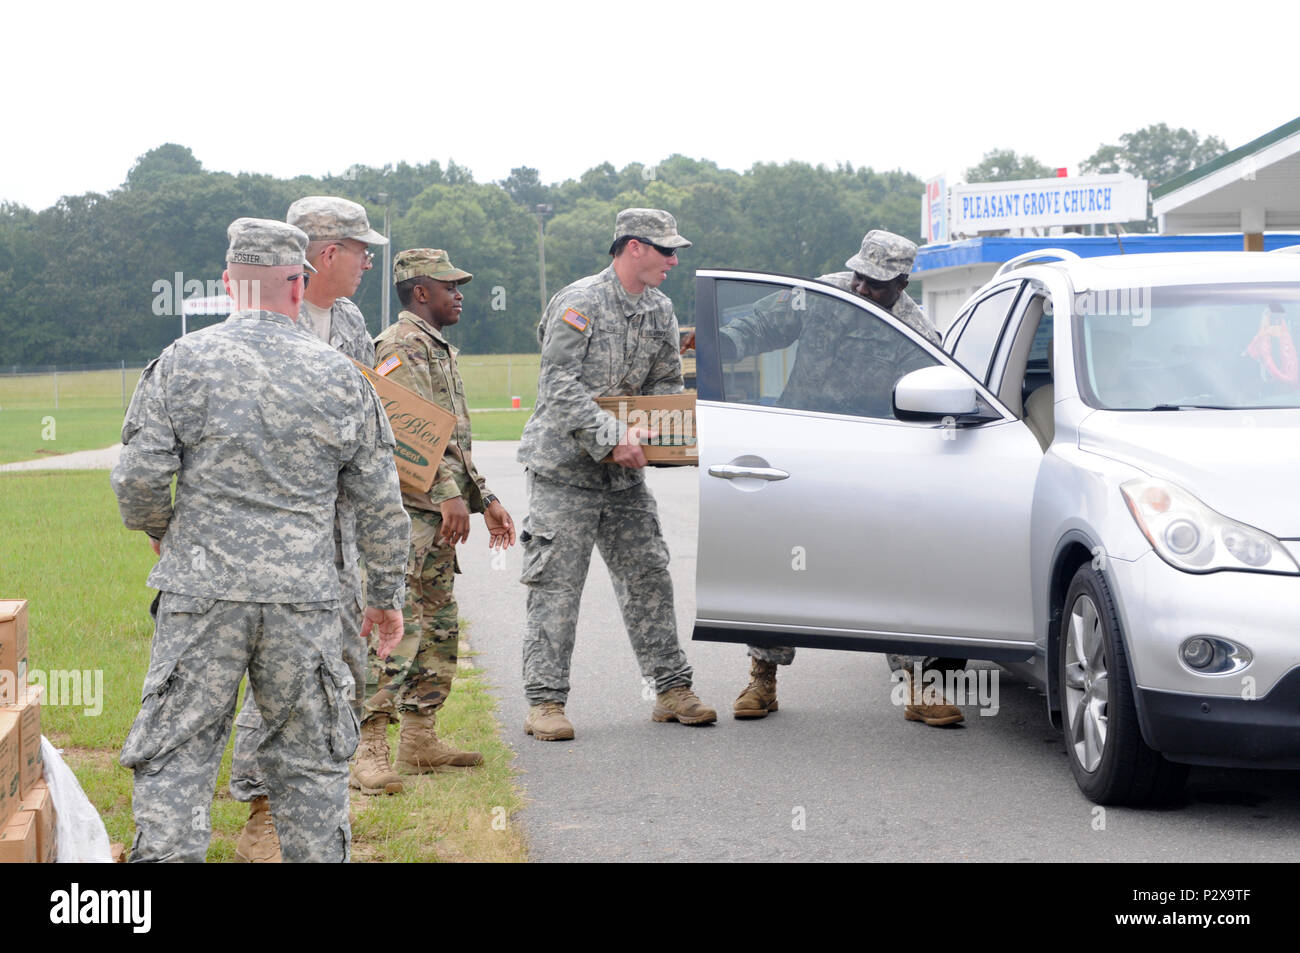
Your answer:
[517,208,717,741]
[229,196,389,861]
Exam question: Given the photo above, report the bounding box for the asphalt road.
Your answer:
[458,441,1300,863]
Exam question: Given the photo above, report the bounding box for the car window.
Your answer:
[712,279,939,420]
[951,284,1020,384]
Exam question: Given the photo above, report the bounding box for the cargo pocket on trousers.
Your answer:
[120,596,215,772]
[519,516,557,586]
[319,654,360,762]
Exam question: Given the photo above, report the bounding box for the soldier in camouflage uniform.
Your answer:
[229,196,389,861]
[718,230,967,726]
[518,208,716,741]
[356,248,516,784]
[113,218,409,863]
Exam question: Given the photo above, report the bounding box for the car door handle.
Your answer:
[707,464,790,481]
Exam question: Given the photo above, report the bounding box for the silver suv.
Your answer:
[691,249,1300,805]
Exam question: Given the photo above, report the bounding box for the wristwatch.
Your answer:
[482,493,499,509]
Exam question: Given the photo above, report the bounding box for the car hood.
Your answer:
[1078,409,1300,538]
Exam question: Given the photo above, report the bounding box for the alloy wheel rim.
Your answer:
[1064,593,1109,773]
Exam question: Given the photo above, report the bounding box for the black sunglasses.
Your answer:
[634,237,679,258]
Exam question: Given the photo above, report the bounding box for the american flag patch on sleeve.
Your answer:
[375,355,402,377]
[561,308,590,332]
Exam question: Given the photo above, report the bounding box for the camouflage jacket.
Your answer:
[301,296,375,599]
[314,295,376,367]
[517,264,683,490]
[372,310,490,514]
[111,309,410,607]
[718,272,940,417]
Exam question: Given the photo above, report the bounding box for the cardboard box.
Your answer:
[20,780,55,863]
[352,359,457,494]
[110,841,127,863]
[595,394,699,466]
[3,685,43,796]
[0,711,19,829]
[0,600,27,705]
[0,810,37,863]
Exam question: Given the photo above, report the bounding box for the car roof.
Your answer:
[1021,250,1300,289]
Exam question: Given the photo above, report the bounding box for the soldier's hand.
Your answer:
[362,607,404,659]
[612,425,652,469]
[439,497,471,546]
[149,536,161,556]
[485,501,516,549]
[680,330,696,353]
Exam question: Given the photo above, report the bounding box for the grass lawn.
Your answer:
[0,358,539,463]
[0,470,526,862]
[0,407,130,464]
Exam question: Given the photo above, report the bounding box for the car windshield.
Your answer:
[1075,281,1300,410]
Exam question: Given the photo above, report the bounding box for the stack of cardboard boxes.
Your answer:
[0,600,57,863]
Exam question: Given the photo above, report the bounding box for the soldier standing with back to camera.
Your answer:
[228,196,389,861]
[113,218,408,863]
[518,208,716,741]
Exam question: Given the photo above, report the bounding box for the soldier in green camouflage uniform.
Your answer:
[229,196,388,859]
[721,230,967,726]
[518,209,717,741]
[113,219,409,863]
[357,249,516,782]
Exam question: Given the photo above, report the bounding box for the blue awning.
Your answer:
[914,233,1300,274]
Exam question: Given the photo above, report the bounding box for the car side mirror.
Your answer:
[894,366,999,424]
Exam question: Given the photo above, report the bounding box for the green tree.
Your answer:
[124,144,203,191]
[966,149,1054,183]
[1080,123,1228,186]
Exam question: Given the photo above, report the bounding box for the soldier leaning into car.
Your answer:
[352,248,517,790]
[517,208,717,741]
[113,218,408,863]
[706,230,969,726]
[228,195,388,862]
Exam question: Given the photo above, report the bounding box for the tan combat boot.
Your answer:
[652,685,718,726]
[733,658,779,719]
[395,710,483,772]
[524,701,575,741]
[350,715,405,794]
[234,796,282,863]
[902,668,964,727]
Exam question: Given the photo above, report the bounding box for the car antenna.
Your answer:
[1113,223,1126,255]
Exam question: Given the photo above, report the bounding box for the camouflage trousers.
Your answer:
[121,594,358,863]
[747,645,967,676]
[229,574,364,802]
[364,507,459,721]
[521,470,692,705]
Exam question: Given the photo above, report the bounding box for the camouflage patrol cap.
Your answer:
[393,248,473,285]
[225,218,316,273]
[286,195,388,245]
[613,208,692,248]
[845,230,917,281]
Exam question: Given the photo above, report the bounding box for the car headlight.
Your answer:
[1121,478,1300,575]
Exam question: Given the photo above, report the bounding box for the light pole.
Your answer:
[377,191,392,331]
[535,203,552,311]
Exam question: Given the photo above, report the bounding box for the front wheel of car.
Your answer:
[1059,563,1188,806]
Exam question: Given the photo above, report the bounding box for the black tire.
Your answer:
[1058,562,1188,806]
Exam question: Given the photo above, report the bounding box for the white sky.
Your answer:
[3,0,1293,210]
